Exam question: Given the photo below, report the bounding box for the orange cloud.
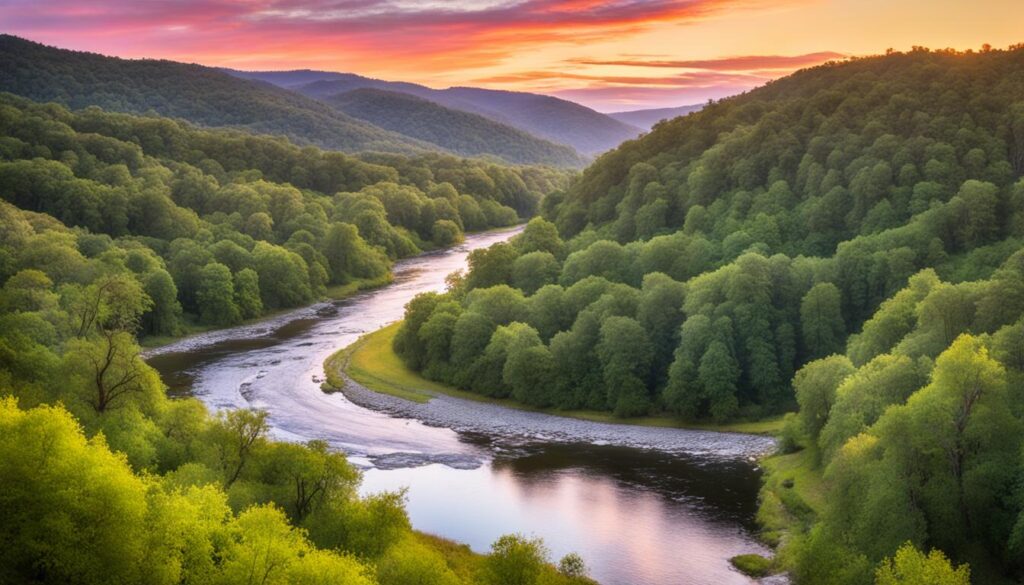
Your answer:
[572,51,847,70]
[0,0,776,74]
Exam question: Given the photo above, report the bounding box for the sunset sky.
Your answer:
[3,0,1021,112]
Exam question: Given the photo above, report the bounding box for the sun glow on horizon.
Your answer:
[2,0,1021,111]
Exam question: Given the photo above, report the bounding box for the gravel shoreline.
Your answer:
[338,376,777,466]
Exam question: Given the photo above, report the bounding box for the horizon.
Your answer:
[2,0,1020,111]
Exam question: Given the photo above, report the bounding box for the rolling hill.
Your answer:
[326,88,586,166]
[229,69,643,156]
[0,35,436,156]
[608,104,704,131]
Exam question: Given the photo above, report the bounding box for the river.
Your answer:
[146,226,777,585]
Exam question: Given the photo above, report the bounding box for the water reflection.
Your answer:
[147,226,769,585]
[361,443,766,585]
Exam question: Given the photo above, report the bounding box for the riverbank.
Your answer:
[325,322,787,436]
[140,274,393,350]
[748,447,823,581]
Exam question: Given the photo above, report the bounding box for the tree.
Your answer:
[484,534,549,585]
[0,399,150,585]
[0,268,57,312]
[698,340,740,422]
[793,355,855,442]
[503,331,555,406]
[558,553,588,579]
[465,285,528,325]
[874,543,970,585]
[818,354,930,461]
[233,267,263,319]
[376,537,460,585]
[597,316,654,417]
[466,243,518,289]
[801,283,846,359]
[431,219,463,247]
[253,242,312,309]
[516,217,563,256]
[260,440,358,523]
[63,331,161,415]
[196,262,240,326]
[511,251,560,295]
[66,274,151,338]
[206,408,269,488]
[141,269,182,336]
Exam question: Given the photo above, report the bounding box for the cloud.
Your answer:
[573,51,846,70]
[553,84,749,111]
[477,70,769,87]
[0,0,816,108]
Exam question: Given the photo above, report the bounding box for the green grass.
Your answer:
[326,322,787,435]
[323,273,393,300]
[323,322,450,402]
[756,447,825,549]
[729,553,774,577]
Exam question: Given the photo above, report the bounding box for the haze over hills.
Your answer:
[608,104,704,131]
[227,68,643,156]
[326,89,586,166]
[0,35,434,156]
[0,35,590,167]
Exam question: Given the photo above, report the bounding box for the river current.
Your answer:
[147,226,777,585]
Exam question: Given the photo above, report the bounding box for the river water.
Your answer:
[146,226,776,585]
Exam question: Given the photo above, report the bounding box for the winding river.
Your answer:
[146,226,777,585]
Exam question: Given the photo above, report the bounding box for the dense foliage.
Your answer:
[250,71,642,157]
[328,89,586,166]
[0,104,588,584]
[0,35,436,156]
[0,92,567,335]
[396,46,1024,419]
[0,35,597,167]
[393,44,1024,584]
[776,254,1024,584]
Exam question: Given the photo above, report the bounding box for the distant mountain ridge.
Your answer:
[326,88,586,166]
[0,35,592,166]
[608,104,704,131]
[0,35,434,156]
[228,69,643,156]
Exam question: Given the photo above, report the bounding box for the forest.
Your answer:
[0,91,568,337]
[0,88,591,582]
[326,88,586,167]
[0,34,595,167]
[392,46,1024,583]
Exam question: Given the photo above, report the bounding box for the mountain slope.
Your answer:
[227,69,642,155]
[608,104,703,131]
[326,89,586,166]
[394,46,1024,583]
[0,35,433,155]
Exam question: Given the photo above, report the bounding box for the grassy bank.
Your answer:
[752,446,824,577]
[141,275,392,350]
[323,322,786,435]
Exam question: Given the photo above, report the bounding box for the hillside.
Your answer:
[0,94,588,585]
[228,69,642,155]
[327,88,586,166]
[0,35,433,155]
[608,104,704,131]
[393,45,1024,583]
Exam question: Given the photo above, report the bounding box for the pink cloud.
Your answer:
[573,51,846,70]
[0,0,773,71]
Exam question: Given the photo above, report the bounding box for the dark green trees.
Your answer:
[0,93,569,339]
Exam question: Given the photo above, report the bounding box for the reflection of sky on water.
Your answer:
[361,446,766,585]
[149,225,767,585]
